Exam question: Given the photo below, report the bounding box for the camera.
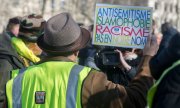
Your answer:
[95,48,120,71]
[94,47,135,85]
[102,51,120,66]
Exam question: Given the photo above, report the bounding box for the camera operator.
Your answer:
[95,47,141,86]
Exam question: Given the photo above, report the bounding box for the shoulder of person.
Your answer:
[87,69,108,82]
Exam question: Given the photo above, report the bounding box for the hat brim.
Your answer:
[37,27,91,55]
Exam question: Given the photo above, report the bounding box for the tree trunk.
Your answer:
[42,0,47,15]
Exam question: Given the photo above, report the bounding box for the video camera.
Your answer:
[94,47,133,85]
[102,51,120,66]
[95,47,132,68]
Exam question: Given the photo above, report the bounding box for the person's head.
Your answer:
[18,14,45,43]
[6,17,21,36]
[17,14,46,56]
[161,22,173,34]
[160,22,178,48]
[37,13,90,62]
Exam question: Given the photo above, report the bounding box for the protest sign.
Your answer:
[92,4,153,49]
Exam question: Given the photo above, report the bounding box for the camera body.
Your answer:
[102,51,120,66]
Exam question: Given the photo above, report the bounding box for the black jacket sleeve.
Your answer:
[0,59,13,106]
[150,33,180,80]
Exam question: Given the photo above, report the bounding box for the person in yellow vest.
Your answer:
[4,13,158,108]
[11,14,45,67]
[147,32,180,108]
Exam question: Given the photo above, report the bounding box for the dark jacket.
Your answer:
[0,31,24,106]
[150,33,180,108]
[150,32,180,80]
[152,64,180,108]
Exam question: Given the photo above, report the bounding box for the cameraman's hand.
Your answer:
[115,49,123,59]
[115,49,131,71]
[134,35,159,79]
[143,35,159,56]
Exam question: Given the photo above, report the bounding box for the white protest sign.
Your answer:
[92,4,153,49]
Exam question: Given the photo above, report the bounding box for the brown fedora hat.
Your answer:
[37,13,90,55]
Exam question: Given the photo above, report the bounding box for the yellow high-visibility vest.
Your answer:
[6,61,91,108]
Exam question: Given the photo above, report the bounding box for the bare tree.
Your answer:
[42,0,47,15]
[0,0,179,32]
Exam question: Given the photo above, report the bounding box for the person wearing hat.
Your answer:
[4,13,158,108]
[10,14,45,67]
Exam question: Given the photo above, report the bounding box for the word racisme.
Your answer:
[93,4,152,49]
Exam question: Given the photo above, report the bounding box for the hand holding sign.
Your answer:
[143,35,159,56]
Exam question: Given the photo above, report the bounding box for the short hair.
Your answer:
[161,22,173,33]
[6,17,20,31]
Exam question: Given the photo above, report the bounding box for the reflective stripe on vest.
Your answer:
[6,62,91,108]
[66,65,84,108]
[11,68,27,79]
[12,72,24,108]
[7,68,28,108]
[147,60,180,108]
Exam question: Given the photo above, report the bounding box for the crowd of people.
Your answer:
[0,11,179,108]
